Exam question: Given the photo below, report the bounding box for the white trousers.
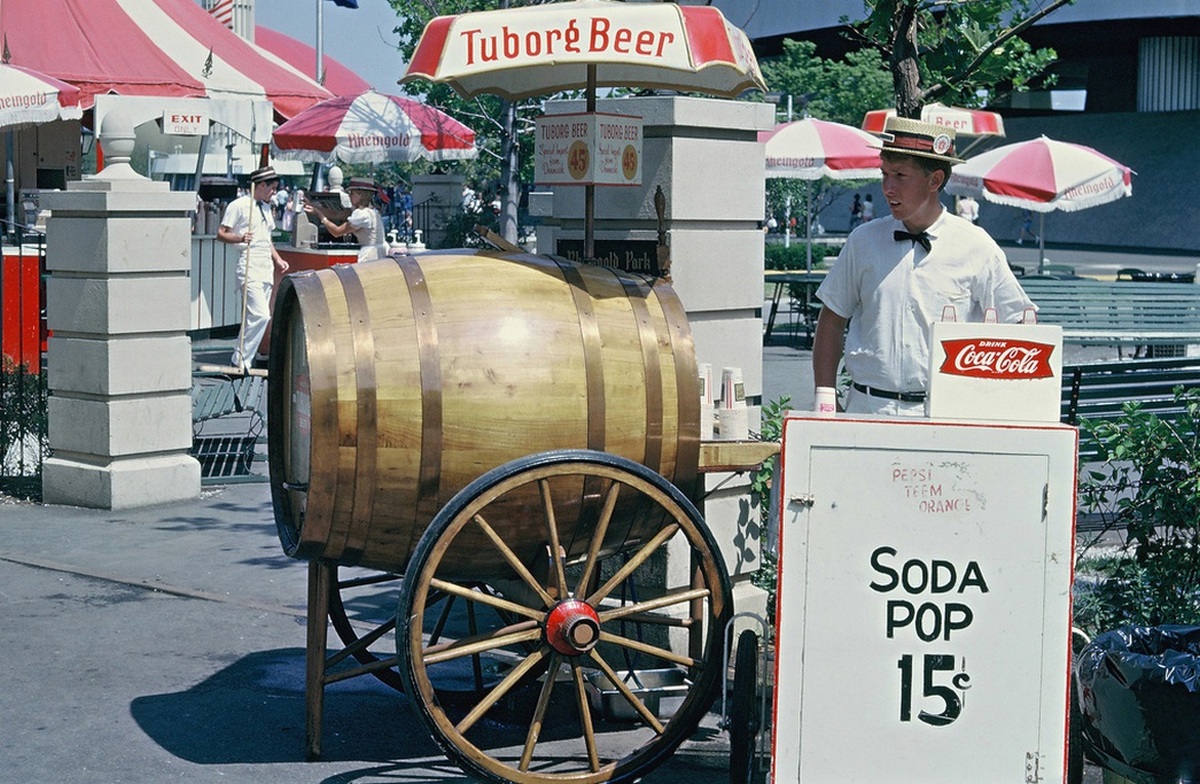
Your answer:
[232,273,273,370]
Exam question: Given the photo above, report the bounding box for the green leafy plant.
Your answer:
[764,243,835,272]
[1074,387,1200,635]
[748,396,792,613]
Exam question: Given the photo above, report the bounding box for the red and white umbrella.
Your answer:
[759,118,883,269]
[946,135,1134,267]
[271,90,477,164]
[0,63,83,128]
[760,118,882,181]
[403,0,766,101]
[862,103,1005,138]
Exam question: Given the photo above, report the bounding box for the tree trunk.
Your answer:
[499,98,520,245]
[497,0,519,245]
[891,1,922,119]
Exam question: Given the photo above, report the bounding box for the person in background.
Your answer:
[861,193,875,222]
[462,181,479,213]
[400,187,414,240]
[956,195,980,224]
[849,193,863,230]
[1018,209,1039,245]
[218,166,290,371]
[305,177,389,263]
[811,117,1033,416]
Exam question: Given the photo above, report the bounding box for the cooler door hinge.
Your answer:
[1024,750,1042,783]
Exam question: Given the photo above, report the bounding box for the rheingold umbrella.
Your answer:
[759,118,882,270]
[271,89,477,164]
[947,135,1134,269]
[0,62,84,232]
[0,62,83,127]
[402,0,766,256]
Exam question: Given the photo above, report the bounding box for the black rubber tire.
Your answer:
[729,629,760,784]
[1067,672,1084,784]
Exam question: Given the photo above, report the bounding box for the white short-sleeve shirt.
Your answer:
[220,196,276,282]
[816,209,1035,393]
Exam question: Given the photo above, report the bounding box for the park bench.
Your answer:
[1020,278,1200,355]
[1060,356,1200,461]
[190,372,266,482]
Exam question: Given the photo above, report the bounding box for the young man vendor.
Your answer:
[811,117,1034,416]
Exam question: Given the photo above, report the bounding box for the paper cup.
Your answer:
[700,404,715,440]
[717,406,749,441]
[814,386,837,417]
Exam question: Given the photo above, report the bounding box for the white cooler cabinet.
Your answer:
[771,415,1077,784]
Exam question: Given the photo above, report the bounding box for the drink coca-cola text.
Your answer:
[938,338,1055,379]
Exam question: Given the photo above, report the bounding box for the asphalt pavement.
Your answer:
[0,481,740,784]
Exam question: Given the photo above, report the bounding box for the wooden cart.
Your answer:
[267,249,778,784]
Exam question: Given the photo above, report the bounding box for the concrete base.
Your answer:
[41,453,201,510]
[732,580,771,627]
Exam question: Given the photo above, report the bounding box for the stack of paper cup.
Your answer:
[718,366,749,440]
[814,386,837,417]
[698,363,715,440]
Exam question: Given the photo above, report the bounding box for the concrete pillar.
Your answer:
[535,96,776,617]
[40,111,200,509]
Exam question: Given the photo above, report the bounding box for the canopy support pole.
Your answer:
[584,64,596,260]
[6,131,14,236]
[1038,213,1046,272]
[805,184,813,272]
[193,123,210,191]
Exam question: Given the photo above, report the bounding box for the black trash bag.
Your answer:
[1077,625,1200,783]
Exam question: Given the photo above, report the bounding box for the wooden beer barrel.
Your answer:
[268,249,701,575]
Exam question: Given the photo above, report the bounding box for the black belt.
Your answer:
[852,382,926,403]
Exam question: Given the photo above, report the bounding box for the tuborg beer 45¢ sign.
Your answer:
[772,416,1077,784]
[534,112,642,187]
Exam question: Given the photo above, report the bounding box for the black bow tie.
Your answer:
[894,229,932,252]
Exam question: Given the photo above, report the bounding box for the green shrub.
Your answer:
[764,242,835,271]
[748,396,791,615]
[1074,387,1200,635]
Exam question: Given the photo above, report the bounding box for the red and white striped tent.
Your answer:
[254,26,371,98]
[0,0,333,120]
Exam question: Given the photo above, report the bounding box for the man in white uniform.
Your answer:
[812,118,1033,416]
[218,166,290,371]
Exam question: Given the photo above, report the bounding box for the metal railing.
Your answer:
[0,223,49,498]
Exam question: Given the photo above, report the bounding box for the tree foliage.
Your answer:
[389,0,554,243]
[849,0,1072,117]
[756,40,892,230]
[760,39,893,128]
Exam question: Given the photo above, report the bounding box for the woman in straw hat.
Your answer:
[305,176,389,263]
[811,116,1034,416]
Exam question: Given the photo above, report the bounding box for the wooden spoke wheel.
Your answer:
[329,568,529,696]
[398,450,733,784]
[327,567,406,691]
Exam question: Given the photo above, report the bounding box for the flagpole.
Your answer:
[315,0,325,85]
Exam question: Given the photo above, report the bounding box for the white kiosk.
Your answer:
[770,319,1077,783]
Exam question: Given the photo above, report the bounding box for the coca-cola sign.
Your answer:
[938,338,1055,379]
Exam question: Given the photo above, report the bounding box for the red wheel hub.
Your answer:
[545,599,601,656]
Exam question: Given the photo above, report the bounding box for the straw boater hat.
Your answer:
[249,165,279,183]
[347,177,377,192]
[879,116,965,164]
